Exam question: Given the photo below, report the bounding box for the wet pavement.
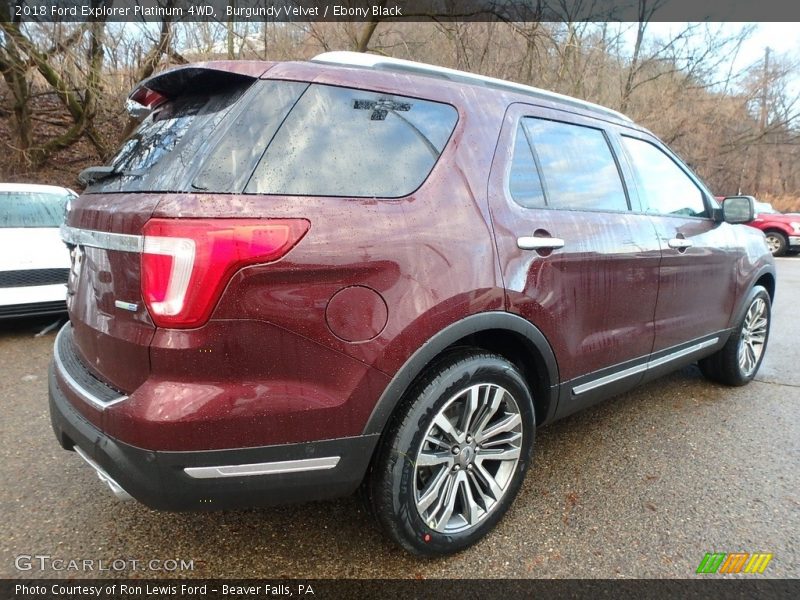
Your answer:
[1,259,798,579]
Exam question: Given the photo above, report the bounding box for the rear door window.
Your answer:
[521,117,629,212]
[245,84,458,198]
[0,191,71,228]
[508,123,546,208]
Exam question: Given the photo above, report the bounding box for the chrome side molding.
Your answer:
[572,337,719,396]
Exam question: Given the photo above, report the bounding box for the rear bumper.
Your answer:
[49,363,379,510]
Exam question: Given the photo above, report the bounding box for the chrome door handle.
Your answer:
[517,236,565,251]
[667,238,693,250]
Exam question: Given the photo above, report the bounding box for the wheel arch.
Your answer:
[755,271,776,302]
[733,268,775,329]
[762,226,791,238]
[362,312,560,437]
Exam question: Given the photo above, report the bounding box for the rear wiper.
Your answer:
[78,166,145,185]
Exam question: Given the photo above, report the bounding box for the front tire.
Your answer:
[368,350,535,556]
[764,231,788,257]
[699,287,771,386]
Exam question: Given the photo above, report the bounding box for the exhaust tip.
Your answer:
[73,446,134,502]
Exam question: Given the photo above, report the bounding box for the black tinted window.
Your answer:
[523,118,628,212]
[508,123,546,208]
[621,136,707,217]
[192,81,308,193]
[0,192,70,228]
[88,82,252,193]
[245,85,458,197]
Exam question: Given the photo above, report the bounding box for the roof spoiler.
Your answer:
[126,61,273,117]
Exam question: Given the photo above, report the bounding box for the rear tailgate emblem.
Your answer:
[114,300,139,312]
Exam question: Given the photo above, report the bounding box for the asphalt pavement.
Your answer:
[1,259,798,579]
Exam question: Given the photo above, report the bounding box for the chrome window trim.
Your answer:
[53,325,129,411]
[572,337,720,396]
[61,225,143,253]
[184,456,341,479]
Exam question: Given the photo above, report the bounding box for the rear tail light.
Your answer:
[128,87,167,110]
[126,87,167,119]
[141,219,309,328]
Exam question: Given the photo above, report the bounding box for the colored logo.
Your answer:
[696,552,773,574]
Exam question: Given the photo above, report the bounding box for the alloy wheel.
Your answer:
[413,383,523,534]
[738,297,768,377]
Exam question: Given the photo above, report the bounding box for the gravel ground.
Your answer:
[1,259,798,579]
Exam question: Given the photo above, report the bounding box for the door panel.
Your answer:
[489,105,662,384]
[648,217,738,350]
[618,134,737,351]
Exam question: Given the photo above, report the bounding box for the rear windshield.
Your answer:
[89,80,458,198]
[87,82,253,193]
[0,191,72,228]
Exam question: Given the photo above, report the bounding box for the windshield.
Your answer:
[0,191,71,228]
[755,201,780,214]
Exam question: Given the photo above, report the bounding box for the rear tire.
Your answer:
[367,350,535,556]
[699,287,771,386]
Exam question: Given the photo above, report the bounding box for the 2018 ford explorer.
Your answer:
[49,52,775,556]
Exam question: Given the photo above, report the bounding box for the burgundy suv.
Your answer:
[49,52,775,556]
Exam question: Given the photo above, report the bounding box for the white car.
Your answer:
[0,183,77,319]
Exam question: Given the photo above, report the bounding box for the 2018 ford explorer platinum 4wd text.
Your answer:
[49,52,775,556]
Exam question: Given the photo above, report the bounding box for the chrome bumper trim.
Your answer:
[53,325,129,411]
[73,446,133,501]
[184,456,341,479]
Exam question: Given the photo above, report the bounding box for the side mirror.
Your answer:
[722,196,755,224]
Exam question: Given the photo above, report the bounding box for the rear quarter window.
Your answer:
[245,84,458,198]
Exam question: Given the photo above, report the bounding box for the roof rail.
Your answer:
[311,51,632,123]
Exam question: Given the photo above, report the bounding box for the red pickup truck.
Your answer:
[722,196,800,256]
[750,200,800,256]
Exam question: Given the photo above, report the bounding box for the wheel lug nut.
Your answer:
[466,435,472,443]
[453,465,461,471]
[452,446,460,455]
[467,464,473,470]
